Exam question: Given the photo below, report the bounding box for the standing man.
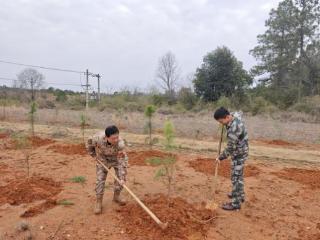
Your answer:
[86,125,128,214]
[214,107,249,211]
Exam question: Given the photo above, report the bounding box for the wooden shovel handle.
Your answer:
[215,126,224,177]
[96,159,167,229]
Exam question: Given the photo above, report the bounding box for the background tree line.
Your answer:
[1,0,319,118]
[157,0,320,114]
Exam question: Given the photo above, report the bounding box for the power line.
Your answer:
[0,77,82,87]
[0,60,84,74]
[0,60,102,105]
[0,77,15,82]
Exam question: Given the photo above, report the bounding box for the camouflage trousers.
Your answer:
[230,153,248,207]
[95,158,127,197]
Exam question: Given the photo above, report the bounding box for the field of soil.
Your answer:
[0,122,320,240]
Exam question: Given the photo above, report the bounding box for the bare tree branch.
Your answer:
[156,52,180,97]
[15,68,45,90]
[15,68,45,101]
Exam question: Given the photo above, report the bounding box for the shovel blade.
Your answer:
[159,222,168,230]
[205,201,218,211]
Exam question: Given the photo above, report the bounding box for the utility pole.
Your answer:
[2,90,7,120]
[97,74,101,103]
[85,69,89,111]
[82,70,100,110]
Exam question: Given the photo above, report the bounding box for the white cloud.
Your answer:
[115,4,132,15]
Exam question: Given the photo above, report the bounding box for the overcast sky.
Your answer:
[0,0,281,93]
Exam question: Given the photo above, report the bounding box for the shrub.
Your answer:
[250,96,269,115]
[152,94,165,106]
[55,90,68,102]
[249,96,278,115]
[215,96,232,109]
[67,95,86,110]
[291,95,320,119]
[38,100,55,109]
[70,176,86,184]
[177,87,198,110]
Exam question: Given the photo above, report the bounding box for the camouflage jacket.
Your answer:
[219,112,249,160]
[86,131,127,166]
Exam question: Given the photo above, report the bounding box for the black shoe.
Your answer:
[227,193,245,203]
[222,202,241,211]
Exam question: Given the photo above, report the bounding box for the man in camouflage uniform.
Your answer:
[214,107,249,211]
[86,125,128,214]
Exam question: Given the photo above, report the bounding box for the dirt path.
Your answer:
[1,121,319,166]
[0,122,320,239]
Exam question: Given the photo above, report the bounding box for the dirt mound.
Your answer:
[128,150,176,166]
[263,139,296,146]
[272,168,320,189]
[3,136,55,150]
[189,158,260,178]
[21,199,57,218]
[0,133,9,139]
[48,143,87,155]
[0,163,10,174]
[117,194,216,240]
[0,176,62,205]
[28,136,55,147]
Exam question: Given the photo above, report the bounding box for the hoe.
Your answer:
[96,158,168,230]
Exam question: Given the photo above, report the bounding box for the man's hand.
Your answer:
[117,151,126,159]
[119,180,125,186]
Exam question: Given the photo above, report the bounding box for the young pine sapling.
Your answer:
[80,113,87,144]
[164,119,175,150]
[12,133,33,179]
[144,105,157,147]
[29,101,37,137]
[147,120,177,201]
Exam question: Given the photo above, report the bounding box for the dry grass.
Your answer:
[1,106,320,144]
[1,120,319,168]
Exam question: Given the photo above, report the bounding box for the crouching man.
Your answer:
[86,125,128,214]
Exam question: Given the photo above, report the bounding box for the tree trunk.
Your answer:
[2,92,6,120]
[149,116,152,147]
[298,0,306,103]
[31,113,34,137]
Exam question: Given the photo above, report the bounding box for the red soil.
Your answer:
[28,136,56,147]
[0,176,62,205]
[128,150,176,166]
[272,168,320,189]
[263,139,296,146]
[0,133,9,139]
[4,136,55,150]
[117,194,216,240]
[21,199,57,218]
[48,143,87,155]
[0,163,10,174]
[189,158,261,178]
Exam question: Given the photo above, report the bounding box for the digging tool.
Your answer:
[206,125,224,210]
[96,158,168,230]
[215,125,224,179]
